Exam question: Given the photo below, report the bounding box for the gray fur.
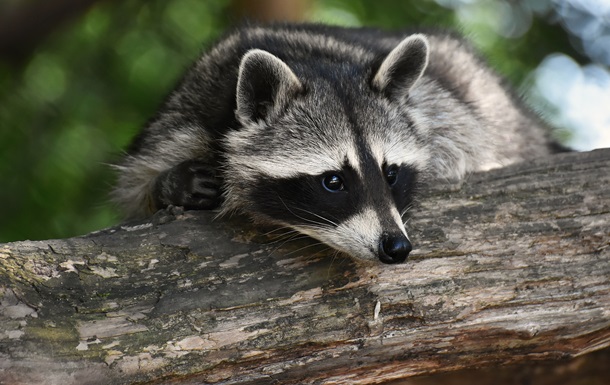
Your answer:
[113,23,559,263]
[372,34,429,98]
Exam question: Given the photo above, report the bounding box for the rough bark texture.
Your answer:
[1,149,609,385]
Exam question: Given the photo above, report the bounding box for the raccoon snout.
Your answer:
[378,233,412,264]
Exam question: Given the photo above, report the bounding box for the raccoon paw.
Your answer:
[152,159,222,212]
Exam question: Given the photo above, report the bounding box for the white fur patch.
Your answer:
[345,144,362,176]
[229,153,343,179]
[225,125,363,179]
[296,208,382,261]
[322,207,408,261]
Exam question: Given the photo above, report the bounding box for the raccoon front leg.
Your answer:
[151,159,222,212]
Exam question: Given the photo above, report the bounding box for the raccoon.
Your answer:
[113,23,560,264]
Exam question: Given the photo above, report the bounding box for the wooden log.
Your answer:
[1,149,609,385]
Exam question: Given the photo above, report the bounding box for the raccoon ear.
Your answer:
[236,49,303,123]
[372,34,429,99]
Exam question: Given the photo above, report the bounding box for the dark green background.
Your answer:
[0,0,586,242]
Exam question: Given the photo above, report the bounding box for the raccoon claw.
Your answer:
[152,159,222,211]
[152,205,184,226]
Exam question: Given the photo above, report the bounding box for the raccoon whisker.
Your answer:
[302,246,332,261]
[400,204,414,220]
[327,249,347,278]
[327,250,339,277]
[261,229,302,257]
[266,233,312,258]
[260,226,299,238]
[332,254,349,277]
[277,196,333,229]
[291,206,339,227]
[265,231,303,245]
[282,241,328,258]
[293,224,333,236]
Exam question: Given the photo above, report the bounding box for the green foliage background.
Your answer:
[0,0,582,242]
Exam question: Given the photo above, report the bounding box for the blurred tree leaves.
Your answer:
[0,0,232,242]
[0,0,585,242]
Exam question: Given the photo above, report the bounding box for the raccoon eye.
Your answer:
[322,174,345,192]
[385,164,399,186]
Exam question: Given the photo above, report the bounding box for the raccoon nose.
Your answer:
[378,233,412,264]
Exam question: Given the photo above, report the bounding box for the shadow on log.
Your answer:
[1,149,609,385]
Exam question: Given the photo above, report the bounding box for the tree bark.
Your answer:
[1,149,609,385]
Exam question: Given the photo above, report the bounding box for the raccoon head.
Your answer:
[223,34,430,264]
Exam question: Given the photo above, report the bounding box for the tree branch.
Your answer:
[1,149,609,385]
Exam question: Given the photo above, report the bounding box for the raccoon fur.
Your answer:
[113,23,560,264]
